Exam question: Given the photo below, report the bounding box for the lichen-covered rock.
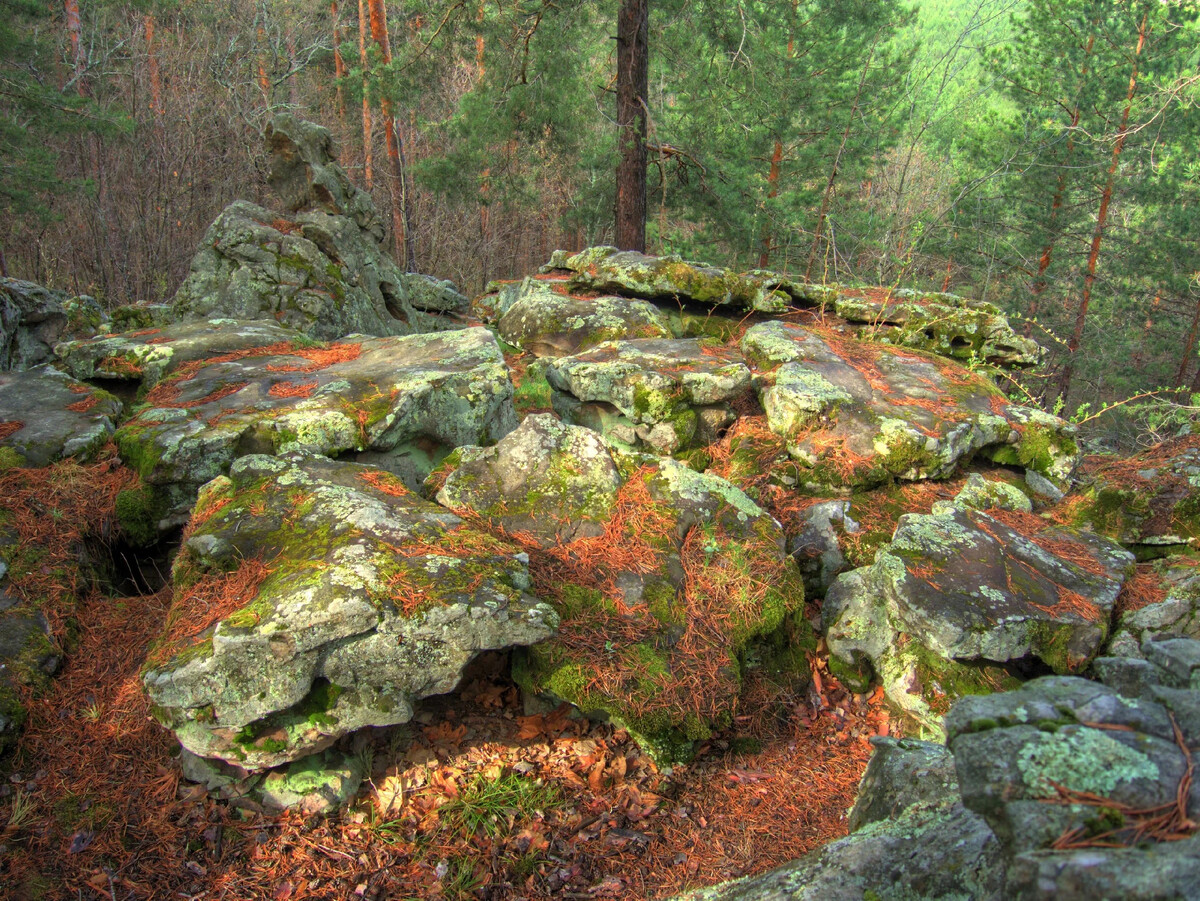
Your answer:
[740,321,1069,490]
[114,327,517,527]
[437,415,623,546]
[823,507,1133,735]
[946,658,1200,899]
[497,286,672,358]
[2,277,104,371]
[1107,556,1200,659]
[172,116,465,340]
[666,737,1003,901]
[55,318,305,388]
[788,500,856,599]
[546,338,752,455]
[561,246,790,313]
[0,587,62,755]
[833,288,1043,368]
[492,454,807,761]
[258,749,364,815]
[930,472,1033,516]
[1067,435,1200,547]
[0,367,123,466]
[143,453,557,770]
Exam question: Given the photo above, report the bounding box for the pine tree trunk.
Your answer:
[144,15,164,136]
[332,3,348,126]
[367,0,417,270]
[758,140,783,268]
[357,0,374,188]
[256,25,271,107]
[1176,296,1200,387]
[64,0,86,95]
[1025,32,1095,338]
[477,2,491,248]
[1057,11,1148,402]
[615,0,648,252]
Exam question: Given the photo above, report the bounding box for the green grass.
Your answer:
[440,772,560,838]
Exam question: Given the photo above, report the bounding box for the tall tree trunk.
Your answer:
[332,2,348,127]
[256,25,272,108]
[366,0,417,270]
[357,0,374,188]
[1057,11,1149,402]
[1025,32,1096,337]
[64,0,87,95]
[477,1,491,247]
[615,0,648,252]
[758,140,783,268]
[286,34,300,107]
[1175,295,1200,387]
[144,14,164,137]
[805,36,878,282]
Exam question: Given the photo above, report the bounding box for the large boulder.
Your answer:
[823,502,1134,735]
[497,285,672,358]
[171,115,466,340]
[1107,555,1200,658]
[1068,435,1200,548]
[740,320,1077,489]
[556,246,792,313]
[947,643,1200,900]
[1,277,105,371]
[446,444,808,761]
[0,585,62,755]
[833,287,1042,368]
[143,452,557,770]
[546,338,752,455]
[0,367,123,466]
[113,326,517,528]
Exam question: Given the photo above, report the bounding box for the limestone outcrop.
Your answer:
[171,114,467,340]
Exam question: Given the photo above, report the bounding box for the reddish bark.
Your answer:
[1176,296,1200,387]
[357,0,374,188]
[144,15,164,134]
[64,0,86,95]
[333,2,348,125]
[758,140,783,268]
[367,0,417,270]
[1057,11,1149,401]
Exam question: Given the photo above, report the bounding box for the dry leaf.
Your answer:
[374,774,404,817]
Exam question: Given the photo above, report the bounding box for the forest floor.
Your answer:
[0,576,881,901]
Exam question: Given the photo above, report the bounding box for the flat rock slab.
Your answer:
[740,320,1077,488]
[114,327,517,524]
[1069,435,1200,546]
[559,246,791,313]
[546,338,752,455]
[497,285,672,358]
[833,287,1043,369]
[55,318,305,388]
[824,506,1133,734]
[144,452,557,770]
[0,367,123,465]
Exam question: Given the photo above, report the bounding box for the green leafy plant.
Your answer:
[440,772,560,838]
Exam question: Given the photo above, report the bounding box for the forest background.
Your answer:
[1,0,1198,443]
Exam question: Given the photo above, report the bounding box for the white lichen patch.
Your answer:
[1017,727,1159,798]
